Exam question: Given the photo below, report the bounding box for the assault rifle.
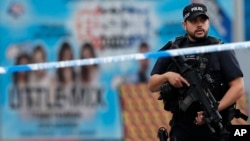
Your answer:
[169,45,226,134]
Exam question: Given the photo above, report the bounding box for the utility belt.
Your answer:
[171,112,197,125]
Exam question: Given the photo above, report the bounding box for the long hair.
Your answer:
[56,42,76,84]
[80,42,98,82]
[13,53,30,84]
[32,45,46,62]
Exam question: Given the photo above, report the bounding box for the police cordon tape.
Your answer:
[1,41,250,74]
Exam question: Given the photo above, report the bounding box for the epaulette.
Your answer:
[172,36,187,46]
[159,41,172,51]
[159,36,187,51]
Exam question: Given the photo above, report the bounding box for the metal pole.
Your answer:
[233,0,245,42]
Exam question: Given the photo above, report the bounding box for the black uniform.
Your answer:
[150,36,243,141]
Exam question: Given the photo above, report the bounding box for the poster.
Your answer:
[0,0,234,140]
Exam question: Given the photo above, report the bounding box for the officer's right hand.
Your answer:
[165,71,190,88]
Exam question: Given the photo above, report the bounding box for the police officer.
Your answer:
[148,3,245,141]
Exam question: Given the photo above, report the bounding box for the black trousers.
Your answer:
[169,122,229,141]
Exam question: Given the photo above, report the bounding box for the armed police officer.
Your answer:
[148,2,246,141]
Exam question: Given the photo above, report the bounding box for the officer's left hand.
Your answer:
[194,111,205,125]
